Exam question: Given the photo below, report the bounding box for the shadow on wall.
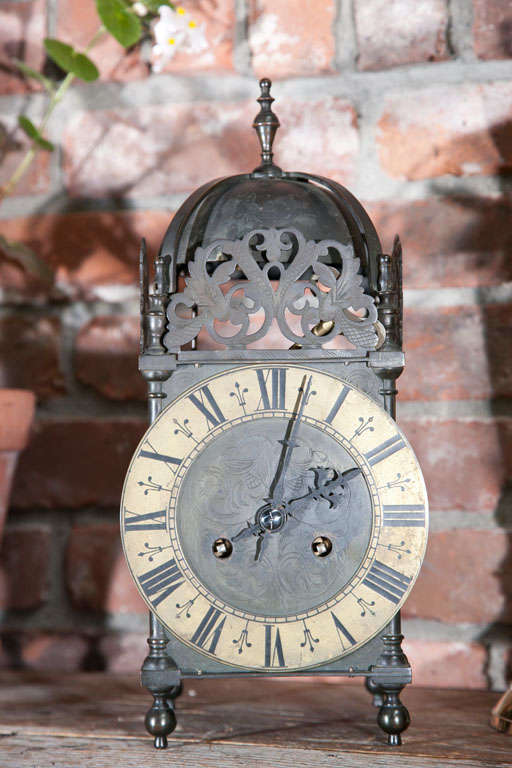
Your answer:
[424,116,512,686]
[0,184,151,671]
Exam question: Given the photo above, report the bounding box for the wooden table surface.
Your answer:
[0,671,509,767]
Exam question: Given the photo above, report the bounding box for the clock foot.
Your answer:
[141,613,182,749]
[145,693,177,749]
[376,687,410,746]
[365,676,384,707]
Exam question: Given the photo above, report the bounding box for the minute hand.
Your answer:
[268,375,312,504]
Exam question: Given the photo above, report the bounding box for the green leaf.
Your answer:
[0,235,54,285]
[43,39,99,81]
[12,59,55,92]
[72,53,100,81]
[44,38,75,73]
[18,116,55,151]
[95,0,142,46]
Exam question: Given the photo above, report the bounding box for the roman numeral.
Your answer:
[264,625,285,667]
[139,448,181,472]
[188,386,226,430]
[331,612,356,651]
[325,385,350,424]
[363,561,411,604]
[256,368,287,410]
[138,559,185,607]
[383,504,425,527]
[364,435,405,466]
[191,606,226,655]
[124,507,166,531]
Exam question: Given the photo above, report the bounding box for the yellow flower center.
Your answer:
[167,37,176,44]
[188,20,196,28]
[177,6,185,14]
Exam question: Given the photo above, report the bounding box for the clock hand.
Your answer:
[232,500,279,541]
[232,377,312,552]
[254,531,269,562]
[232,520,261,541]
[268,375,312,505]
[283,466,362,514]
[232,512,273,562]
[232,467,361,545]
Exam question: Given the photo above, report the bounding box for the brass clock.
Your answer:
[120,80,428,749]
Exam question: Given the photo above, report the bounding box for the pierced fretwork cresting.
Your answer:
[163,227,383,352]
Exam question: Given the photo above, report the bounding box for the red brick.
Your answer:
[276,98,359,184]
[0,389,35,453]
[56,0,147,83]
[0,525,51,610]
[368,198,512,289]
[354,0,449,71]
[404,530,512,624]
[400,418,512,512]
[0,632,89,671]
[0,0,46,95]
[11,418,146,509]
[75,316,144,401]
[66,523,145,613]
[249,0,335,78]
[377,82,512,180]
[0,210,170,302]
[473,0,512,61]
[401,304,512,402]
[0,316,65,399]
[100,632,146,672]
[403,639,487,689]
[63,98,359,197]
[63,102,257,198]
[155,0,235,73]
[0,114,51,197]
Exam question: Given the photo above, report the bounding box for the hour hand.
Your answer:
[232,521,269,562]
[233,520,261,541]
[284,466,362,512]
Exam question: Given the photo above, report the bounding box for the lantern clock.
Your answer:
[120,79,428,749]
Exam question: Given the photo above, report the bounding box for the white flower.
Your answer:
[152,5,208,72]
[132,2,148,16]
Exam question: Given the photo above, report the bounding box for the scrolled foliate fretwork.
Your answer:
[163,227,382,351]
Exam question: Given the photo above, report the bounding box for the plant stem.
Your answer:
[0,26,105,202]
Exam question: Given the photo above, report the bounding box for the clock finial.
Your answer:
[252,77,282,177]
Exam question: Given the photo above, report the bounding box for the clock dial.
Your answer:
[121,365,428,671]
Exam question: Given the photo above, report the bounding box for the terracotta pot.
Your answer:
[0,389,36,539]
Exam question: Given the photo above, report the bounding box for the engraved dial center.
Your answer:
[176,415,373,617]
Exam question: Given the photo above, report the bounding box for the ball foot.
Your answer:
[145,693,177,750]
[377,694,410,747]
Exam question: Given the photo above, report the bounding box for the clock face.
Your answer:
[121,364,428,672]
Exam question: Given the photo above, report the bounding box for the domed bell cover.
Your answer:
[140,79,403,357]
[159,79,382,293]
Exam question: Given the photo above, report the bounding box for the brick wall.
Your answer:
[1,0,512,689]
